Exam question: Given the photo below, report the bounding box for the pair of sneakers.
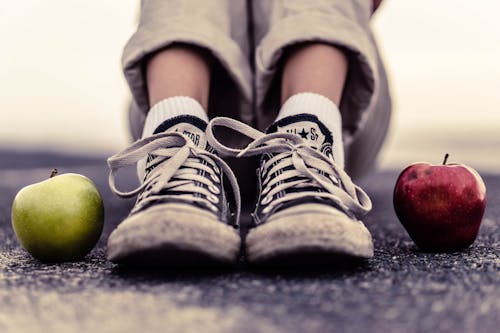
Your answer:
[106,113,373,266]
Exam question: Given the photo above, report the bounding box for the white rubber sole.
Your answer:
[107,203,241,266]
[246,204,374,264]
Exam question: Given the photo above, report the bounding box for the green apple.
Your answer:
[11,170,104,262]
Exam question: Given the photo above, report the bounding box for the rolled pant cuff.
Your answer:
[255,11,378,137]
[122,17,252,114]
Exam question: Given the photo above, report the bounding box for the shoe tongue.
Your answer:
[153,115,208,149]
[267,113,333,148]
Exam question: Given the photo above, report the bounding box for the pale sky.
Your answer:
[1,0,499,169]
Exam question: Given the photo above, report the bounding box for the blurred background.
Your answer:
[1,0,499,171]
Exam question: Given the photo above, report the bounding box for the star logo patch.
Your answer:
[298,128,309,139]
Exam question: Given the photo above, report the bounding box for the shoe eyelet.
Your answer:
[209,185,220,194]
[261,195,272,205]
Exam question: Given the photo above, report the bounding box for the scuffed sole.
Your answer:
[246,204,374,265]
[107,204,241,266]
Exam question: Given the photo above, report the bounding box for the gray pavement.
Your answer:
[0,150,498,333]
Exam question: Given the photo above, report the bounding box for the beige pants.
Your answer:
[123,0,391,181]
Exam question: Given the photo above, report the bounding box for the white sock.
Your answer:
[276,92,344,168]
[142,96,209,138]
[138,96,209,181]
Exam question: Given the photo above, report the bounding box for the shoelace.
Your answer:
[108,131,241,226]
[206,117,372,217]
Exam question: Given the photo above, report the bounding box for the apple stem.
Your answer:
[443,153,449,165]
[50,169,58,178]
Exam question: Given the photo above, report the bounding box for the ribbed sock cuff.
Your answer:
[142,96,208,138]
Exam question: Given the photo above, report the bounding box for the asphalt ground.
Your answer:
[0,150,498,333]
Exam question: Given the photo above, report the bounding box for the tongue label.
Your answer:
[166,123,207,148]
[277,121,326,145]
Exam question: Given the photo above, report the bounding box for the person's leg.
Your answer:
[252,0,390,177]
[278,42,392,177]
[125,0,253,142]
[107,0,252,266]
[277,43,349,168]
[135,44,214,182]
[280,43,348,106]
[146,44,211,109]
[277,41,391,179]
[124,0,257,202]
[238,0,390,263]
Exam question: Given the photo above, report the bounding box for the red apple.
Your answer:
[393,154,486,252]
